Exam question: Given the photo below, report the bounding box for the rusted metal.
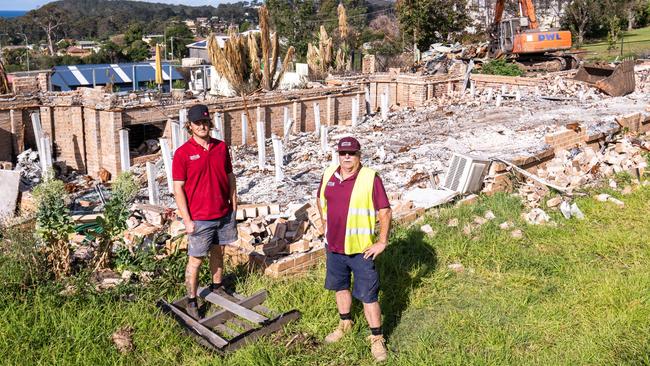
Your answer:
[574,59,636,97]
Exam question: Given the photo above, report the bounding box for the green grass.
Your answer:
[3,185,650,365]
[582,25,650,60]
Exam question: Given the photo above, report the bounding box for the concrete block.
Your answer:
[0,170,20,219]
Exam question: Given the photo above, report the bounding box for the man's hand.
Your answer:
[184,219,196,235]
[363,242,387,260]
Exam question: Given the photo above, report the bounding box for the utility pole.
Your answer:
[19,33,29,71]
[170,36,174,61]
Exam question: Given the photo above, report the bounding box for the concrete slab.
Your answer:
[0,170,21,219]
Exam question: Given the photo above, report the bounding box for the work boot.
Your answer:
[368,334,387,362]
[186,302,200,319]
[324,319,353,343]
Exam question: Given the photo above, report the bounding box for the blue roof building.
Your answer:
[51,62,184,92]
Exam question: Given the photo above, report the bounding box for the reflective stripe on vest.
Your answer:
[319,165,377,254]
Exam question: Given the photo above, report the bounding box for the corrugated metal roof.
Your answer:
[51,62,183,90]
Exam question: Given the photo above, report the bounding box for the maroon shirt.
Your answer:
[172,136,233,220]
[317,167,390,254]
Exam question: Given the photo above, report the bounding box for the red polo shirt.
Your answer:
[316,167,390,254]
[172,136,233,220]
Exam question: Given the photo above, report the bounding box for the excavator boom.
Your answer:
[493,0,538,29]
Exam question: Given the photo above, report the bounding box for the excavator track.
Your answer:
[516,54,579,73]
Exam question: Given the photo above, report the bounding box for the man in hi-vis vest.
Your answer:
[316,136,392,362]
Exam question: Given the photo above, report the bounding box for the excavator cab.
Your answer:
[490,17,528,56]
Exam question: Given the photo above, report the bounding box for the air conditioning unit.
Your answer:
[443,153,490,194]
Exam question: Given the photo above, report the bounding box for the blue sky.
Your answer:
[3,0,236,11]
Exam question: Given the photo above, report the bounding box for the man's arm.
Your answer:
[316,197,327,235]
[174,180,195,234]
[363,207,392,260]
[228,172,237,213]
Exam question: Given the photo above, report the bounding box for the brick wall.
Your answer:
[544,125,587,152]
[84,108,102,176]
[52,106,86,171]
[99,111,122,176]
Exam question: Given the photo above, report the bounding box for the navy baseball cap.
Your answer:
[188,104,210,123]
[337,137,361,152]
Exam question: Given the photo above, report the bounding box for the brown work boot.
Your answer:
[324,319,353,343]
[368,334,388,362]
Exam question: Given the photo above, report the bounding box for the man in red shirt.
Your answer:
[172,104,237,319]
[316,137,392,362]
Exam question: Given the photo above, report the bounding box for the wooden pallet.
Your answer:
[157,287,300,353]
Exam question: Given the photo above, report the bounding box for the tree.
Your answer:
[396,0,470,50]
[30,4,68,56]
[124,23,144,45]
[563,0,603,47]
[266,0,318,62]
[165,23,194,60]
[125,40,150,61]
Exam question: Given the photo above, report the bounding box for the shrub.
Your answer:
[480,59,524,77]
[33,175,74,280]
[172,80,186,89]
[94,172,138,270]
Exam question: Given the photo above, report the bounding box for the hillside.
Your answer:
[0,0,257,44]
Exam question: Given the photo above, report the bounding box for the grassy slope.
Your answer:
[2,184,650,365]
[582,25,650,60]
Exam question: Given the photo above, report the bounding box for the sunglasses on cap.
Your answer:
[338,151,359,157]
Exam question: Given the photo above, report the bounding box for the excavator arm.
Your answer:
[493,0,539,29]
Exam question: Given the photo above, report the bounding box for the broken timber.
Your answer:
[157,288,300,353]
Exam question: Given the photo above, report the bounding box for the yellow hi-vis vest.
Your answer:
[320,164,377,255]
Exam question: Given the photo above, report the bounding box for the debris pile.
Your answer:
[15,149,42,189]
[507,136,647,208]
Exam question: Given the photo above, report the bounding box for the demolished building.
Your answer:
[2,58,650,277]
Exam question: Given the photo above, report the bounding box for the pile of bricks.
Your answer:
[226,202,326,277]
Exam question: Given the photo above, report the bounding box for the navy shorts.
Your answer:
[325,249,380,304]
[187,210,238,257]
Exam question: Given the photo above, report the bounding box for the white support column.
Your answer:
[256,118,265,170]
[159,138,174,193]
[351,95,359,127]
[515,90,521,102]
[292,101,299,134]
[496,94,502,107]
[314,102,321,137]
[171,121,181,151]
[320,126,328,153]
[486,88,494,102]
[30,113,44,162]
[179,108,189,143]
[470,81,476,98]
[119,129,131,172]
[283,118,293,141]
[39,136,53,175]
[501,84,507,95]
[146,162,160,205]
[212,112,224,140]
[380,92,388,120]
[272,134,284,183]
[241,112,248,145]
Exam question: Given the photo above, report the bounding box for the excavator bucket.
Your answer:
[574,59,635,97]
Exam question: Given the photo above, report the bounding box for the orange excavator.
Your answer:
[488,0,579,71]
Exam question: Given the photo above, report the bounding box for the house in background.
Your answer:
[50,62,183,92]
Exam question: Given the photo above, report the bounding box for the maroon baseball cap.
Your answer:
[188,104,210,123]
[337,137,361,152]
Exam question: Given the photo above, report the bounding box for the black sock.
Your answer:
[187,297,198,307]
[370,326,382,336]
[339,312,352,321]
[210,282,222,291]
